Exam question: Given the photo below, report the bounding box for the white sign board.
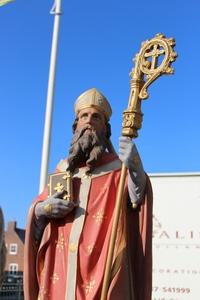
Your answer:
[150,173,200,300]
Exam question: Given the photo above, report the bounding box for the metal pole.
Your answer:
[39,0,62,193]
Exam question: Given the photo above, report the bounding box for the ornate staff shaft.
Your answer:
[100,33,177,300]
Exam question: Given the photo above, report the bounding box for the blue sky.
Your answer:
[0,0,199,228]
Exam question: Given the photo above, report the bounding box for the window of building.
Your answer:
[9,263,18,274]
[9,243,18,255]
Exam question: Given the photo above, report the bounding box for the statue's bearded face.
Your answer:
[76,107,106,135]
[67,108,108,174]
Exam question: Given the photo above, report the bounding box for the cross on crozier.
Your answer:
[144,43,165,70]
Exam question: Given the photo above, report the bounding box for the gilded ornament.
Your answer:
[55,233,65,251]
[87,244,95,255]
[43,203,52,215]
[69,242,78,252]
[132,202,138,209]
[50,273,59,284]
[122,33,177,138]
[54,182,64,192]
[92,209,106,224]
[85,279,95,296]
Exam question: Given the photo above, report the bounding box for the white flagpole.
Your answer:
[39,0,62,193]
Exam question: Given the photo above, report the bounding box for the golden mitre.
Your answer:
[74,88,112,121]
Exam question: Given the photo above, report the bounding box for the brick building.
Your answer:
[4,221,25,274]
[0,221,25,299]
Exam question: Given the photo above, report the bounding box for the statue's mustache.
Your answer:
[71,125,96,145]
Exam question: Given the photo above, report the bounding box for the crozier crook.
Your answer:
[100,33,177,300]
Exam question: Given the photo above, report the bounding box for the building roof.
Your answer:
[6,221,25,243]
[15,228,25,243]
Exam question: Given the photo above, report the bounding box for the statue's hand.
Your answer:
[119,136,146,205]
[35,191,78,220]
[118,136,141,170]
